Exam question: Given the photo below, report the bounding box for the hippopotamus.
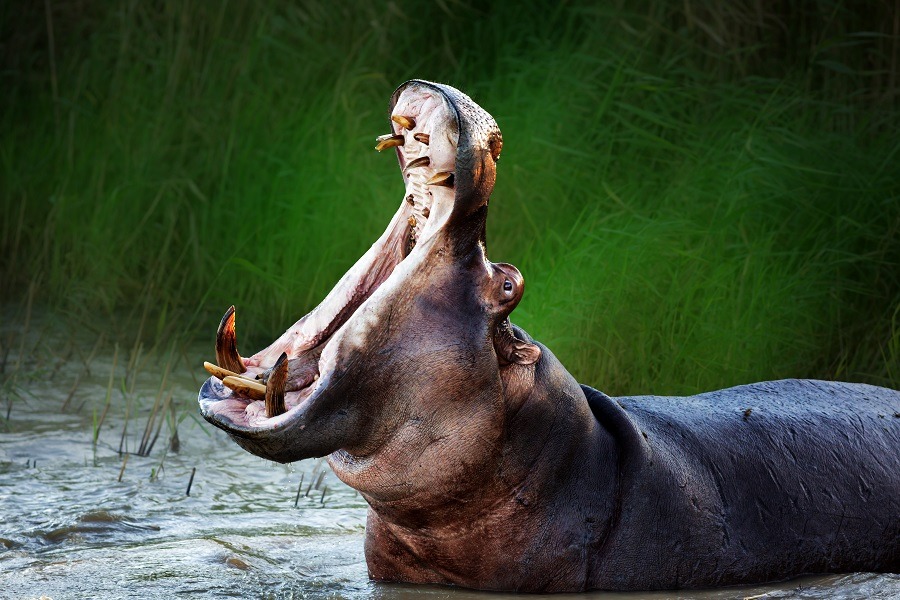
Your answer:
[198,80,900,592]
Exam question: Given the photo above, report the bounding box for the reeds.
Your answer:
[1,0,897,395]
[185,467,196,496]
[136,348,174,457]
[93,343,118,445]
[295,462,329,506]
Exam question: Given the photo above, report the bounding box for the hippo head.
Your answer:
[199,80,541,504]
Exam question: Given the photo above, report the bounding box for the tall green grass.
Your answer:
[2,0,898,394]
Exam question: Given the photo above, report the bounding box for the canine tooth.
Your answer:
[375,134,404,151]
[414,133,430,145]
[222,376,266,400]
[265,352,288,418]
[216,306,246,374]
[425,172,454,187]
[405,156,430,170]
[391,115,416,130]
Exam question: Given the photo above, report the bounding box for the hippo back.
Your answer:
[582,379,900,589]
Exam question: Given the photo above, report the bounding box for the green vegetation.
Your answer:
[2,1,898,394]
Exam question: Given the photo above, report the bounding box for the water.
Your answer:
[1,318,898,599]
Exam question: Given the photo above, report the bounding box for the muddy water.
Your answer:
[1,325,899,599]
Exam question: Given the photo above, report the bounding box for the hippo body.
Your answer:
[199,80,900,592]
[358,333,900,592]
[584,378,900,589]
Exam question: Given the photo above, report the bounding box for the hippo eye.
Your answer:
[503,280,513,293]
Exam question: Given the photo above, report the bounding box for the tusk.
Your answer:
[405,156,430,170]
[425,172,454,187]
[205,361,236,380]
[413,133,430,145]
[216,306,246,374]
[375,134,404,151]
[391,115,416,130]
[204,361,260,383]
[265,352,288,418]
[222,376,266,400]
[204,361,241,381]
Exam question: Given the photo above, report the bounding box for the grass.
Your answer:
[1,0,898,396]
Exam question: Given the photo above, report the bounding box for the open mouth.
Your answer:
[198,80,483,437]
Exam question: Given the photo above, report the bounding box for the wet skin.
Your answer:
[199,80,900,592]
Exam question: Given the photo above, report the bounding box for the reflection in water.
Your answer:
[1,324,898,598]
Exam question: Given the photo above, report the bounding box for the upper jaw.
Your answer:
[198,80,500,459]
[389,80,501,233]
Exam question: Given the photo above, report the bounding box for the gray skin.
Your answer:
[199,80,900,592]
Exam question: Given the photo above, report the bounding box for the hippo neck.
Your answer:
[361,346,623,591]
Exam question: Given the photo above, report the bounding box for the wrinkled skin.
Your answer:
[199,80,900,592]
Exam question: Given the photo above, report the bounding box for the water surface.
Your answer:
[1,321,898,599]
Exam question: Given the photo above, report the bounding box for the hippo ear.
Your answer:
[494,320,541,366]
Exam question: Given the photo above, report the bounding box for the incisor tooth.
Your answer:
[204,362,259,384]
[413,133,430,145]
[391,115,416,130]
[222,376,266,401]
[375,134,404,151]
[425,172,454,187]
[204,361,240,380]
